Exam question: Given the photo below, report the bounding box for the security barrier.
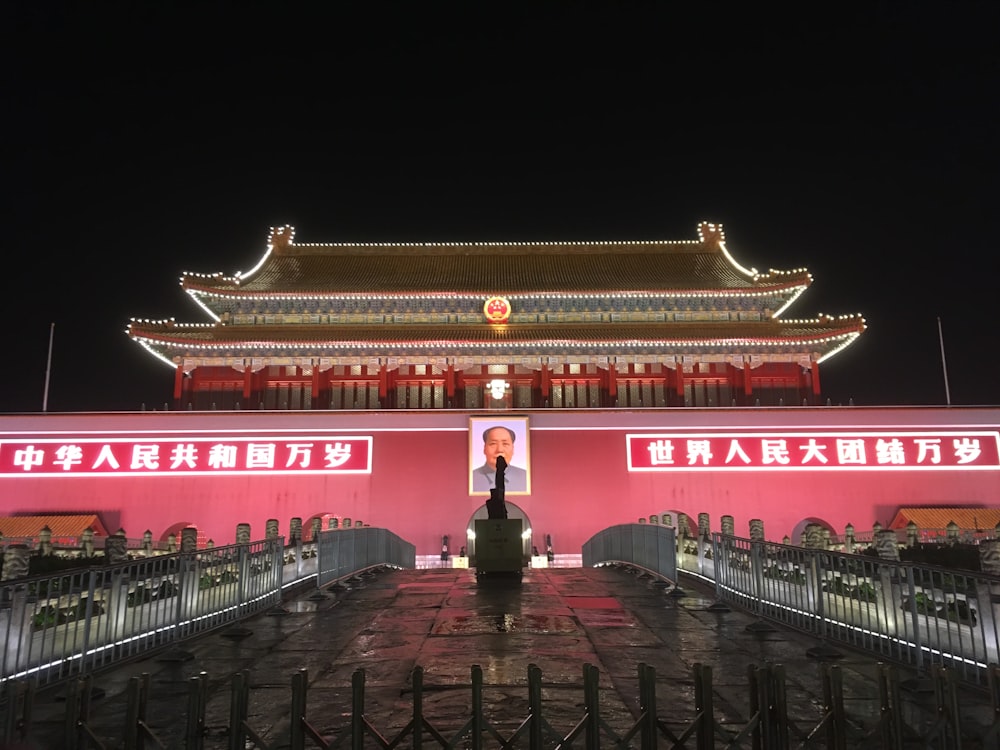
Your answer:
[0,527,415,691]
[700,534,1000,689]
[0,538,285,689]
[4,661,993,749]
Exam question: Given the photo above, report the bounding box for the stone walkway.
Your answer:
[11,565,1000,748]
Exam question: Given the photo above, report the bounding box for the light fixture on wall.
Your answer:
[488,379,509,400]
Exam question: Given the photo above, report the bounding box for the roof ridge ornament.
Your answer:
[696,221,725,249]
[269,225,295,252]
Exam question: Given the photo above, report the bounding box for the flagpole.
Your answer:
[937,316,951,406]
[42,322,54,412]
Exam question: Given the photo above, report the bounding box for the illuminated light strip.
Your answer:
[130,331,862,351]
[127,314,864,330]
[179,286,818,303]
[186,288,222,322]
[134,337,179,369]
[717,240,758,278]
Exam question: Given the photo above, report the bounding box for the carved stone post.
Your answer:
[676,513,691,540]
[266,519,279,540]
[289,518,304,578]
[906,521,919,548]
[105,533,129,565]
[697,513,710,576]
[1,544,31,581]
[805,524,824,549]
[721,515,735,537]
[698,513,710,540]
[167,533,177,553]
[749,519,765,542]
[844,523,855,554]
[661,513,672,527]
[0,578,30,671]
[946,521,959,545]
[180,527,198,553]
[142,530,154,557]
[328,517,339,530]
[236,523,251,545]
[875,530,902,635]
[311,517,322,541]
[38,525,53,557]
[81,527,95,558]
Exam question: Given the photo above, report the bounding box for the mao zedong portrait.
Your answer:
[471,425,528,492]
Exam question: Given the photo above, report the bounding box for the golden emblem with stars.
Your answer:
[483,296,512,323]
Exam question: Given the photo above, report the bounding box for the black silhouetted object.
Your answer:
[486,455,509,519]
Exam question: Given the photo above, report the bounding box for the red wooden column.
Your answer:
[811,361,821,395]
[540,364,550,398]
[311,365,320,399]
[607,365,617,398]
[446,364,456,398]
[173,365,184,400]
[743,360,753,396]
[378,364,388,399]
[243,365,253,400]
[675,363,684,397]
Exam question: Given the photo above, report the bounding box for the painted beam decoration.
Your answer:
[626,431,1000,471]
[0,434,373,476]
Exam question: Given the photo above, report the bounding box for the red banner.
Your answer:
[0,435,373,476]
[626,431,1000,471]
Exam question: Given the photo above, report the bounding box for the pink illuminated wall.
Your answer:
[1,407,997,555]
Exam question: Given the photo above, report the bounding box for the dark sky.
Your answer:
[5,4,999,412]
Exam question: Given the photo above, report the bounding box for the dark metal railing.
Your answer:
[686,533,1000,689]
[5,661,993,749]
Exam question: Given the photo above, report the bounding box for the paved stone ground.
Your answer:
[8,565,1000,748]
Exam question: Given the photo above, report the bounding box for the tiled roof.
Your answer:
[184,253,809,294]
[181,236,809,296]
[130,318,862,348]
[0,514,108,541]
[888,508,1000,531]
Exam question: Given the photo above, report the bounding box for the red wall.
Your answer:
[1,407,997,555]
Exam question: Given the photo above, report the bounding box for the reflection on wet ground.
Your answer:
[17,565,1000,748]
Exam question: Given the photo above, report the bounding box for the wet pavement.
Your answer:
[12,565,1000,748]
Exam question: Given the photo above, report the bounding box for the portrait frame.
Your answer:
[468,416,531,495]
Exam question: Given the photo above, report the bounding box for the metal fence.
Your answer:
[582,523,677,583]
[684,533,1000,689]
[0,538,286,689]
[316,526,415,587]
[1,527,416,691]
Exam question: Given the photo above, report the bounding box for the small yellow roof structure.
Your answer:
[889,507,1000,531]
[0,514,108,542]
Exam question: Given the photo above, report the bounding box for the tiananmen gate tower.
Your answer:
[4,221,995,558]
[126,222,866,411]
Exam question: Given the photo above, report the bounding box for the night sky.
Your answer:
[6,4,999,413]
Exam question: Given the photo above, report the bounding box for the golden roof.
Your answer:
[181,222,811,298]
